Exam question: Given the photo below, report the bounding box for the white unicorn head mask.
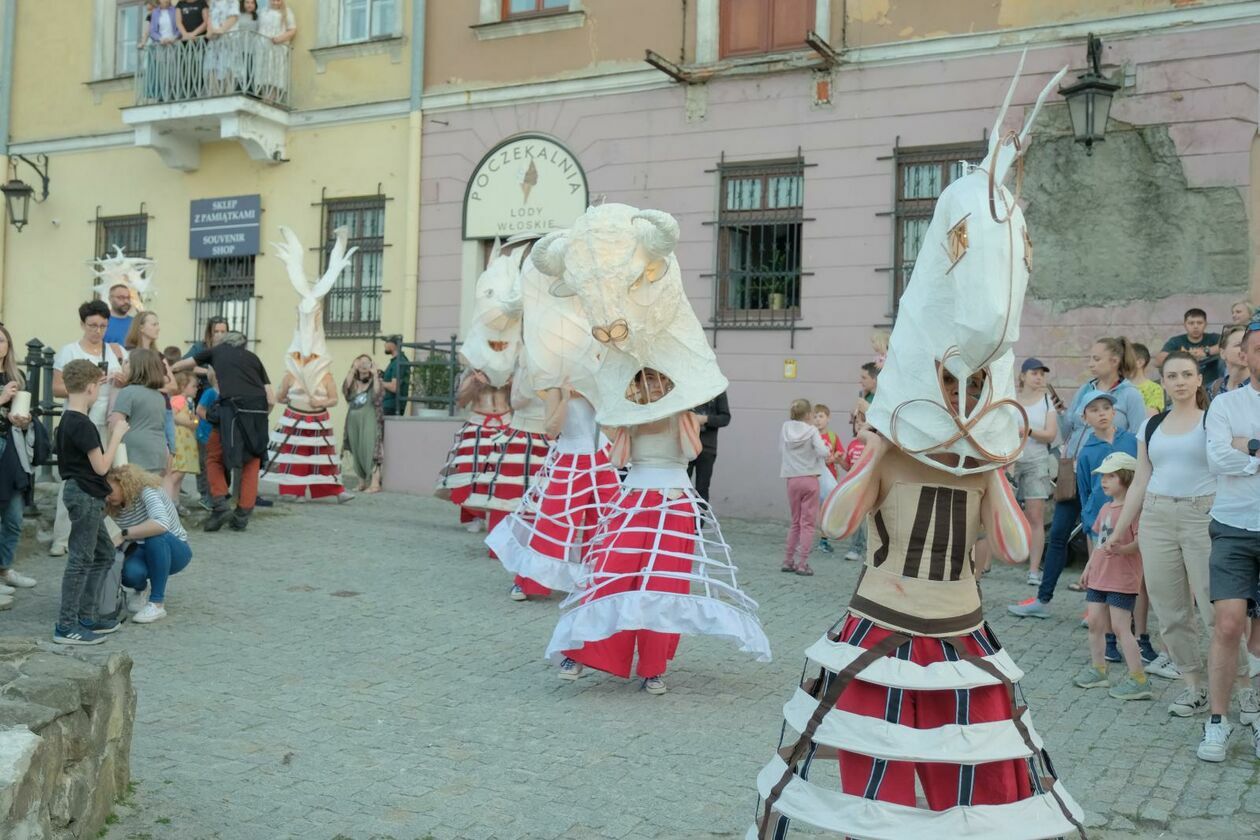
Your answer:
[91,247,155,310]
[532,203,726,427]
[867,56,1068,475]
[272,225,356,404]
[461,239,525,389]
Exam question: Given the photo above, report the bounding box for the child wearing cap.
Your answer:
[1073,452,1151,699]
[1075,390,1139,547]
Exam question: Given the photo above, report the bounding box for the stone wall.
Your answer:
[0,639,135,840]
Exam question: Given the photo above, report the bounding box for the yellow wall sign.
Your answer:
[462,134,590,240]
[784,359,798,379]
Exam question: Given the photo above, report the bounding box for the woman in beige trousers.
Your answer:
[1108,352,1253,719]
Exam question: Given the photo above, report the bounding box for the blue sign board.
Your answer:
[189,194,261,259]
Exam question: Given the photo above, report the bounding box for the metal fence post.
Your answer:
[447,334,459,417]
[39,345,56,480]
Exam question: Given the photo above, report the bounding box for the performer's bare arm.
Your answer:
[980,469,1031,564]
[818,430,886,540]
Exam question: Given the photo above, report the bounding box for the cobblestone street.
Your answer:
[3,490,1259,839]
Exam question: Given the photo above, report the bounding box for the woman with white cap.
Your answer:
[1012,357,1059,586]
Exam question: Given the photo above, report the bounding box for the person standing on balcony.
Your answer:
[176,0,209,96]
[234,0,259,95]
[141,0,180,102]
[205,0,240,95]
[256,0,296,104]
[176,0,208,39]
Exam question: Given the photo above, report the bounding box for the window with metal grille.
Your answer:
[95,213,148,260]
[714,158,805,327]
[503,0,570,19]
[194,256,257,342]
[322,196,386,337]
[890,142,987,315]
[339,0,398,42]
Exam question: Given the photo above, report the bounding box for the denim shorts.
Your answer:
[1011,452,1053,501]
[1085,588,1136,612]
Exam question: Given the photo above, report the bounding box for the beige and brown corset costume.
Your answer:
[848,448,989,637]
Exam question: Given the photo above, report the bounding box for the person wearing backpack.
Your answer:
[1104,350,1255,721]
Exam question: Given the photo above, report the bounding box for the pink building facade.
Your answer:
[399,15,1257,519]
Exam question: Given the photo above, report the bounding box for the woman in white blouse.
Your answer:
[256,0,297,103]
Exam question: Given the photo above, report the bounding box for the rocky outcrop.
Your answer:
[0,638,135,840]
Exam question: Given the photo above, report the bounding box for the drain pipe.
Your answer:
[400,0,426,347]
[0,0,18,314]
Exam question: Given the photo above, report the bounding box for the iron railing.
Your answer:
[21,339,61,482]
[393,336,464,417]
[134,30,292,108]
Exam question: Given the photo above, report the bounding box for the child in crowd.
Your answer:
[1073,452,1151,700]
[780,398,832,576]
[854,362,879,418]
[813,404,841,554]
[839,412,869,562]
[166,372,200,508]
[1130,343,1166,414]
[54,359,129,645]
[162,345,182,368]
[195,371,219,510]
[870,330,890,370]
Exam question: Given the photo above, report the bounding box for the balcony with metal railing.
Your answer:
[121,32,291,172]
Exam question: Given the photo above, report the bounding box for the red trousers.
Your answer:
[834,615,1033,808]
[564,490,693,679]
[206,430,259,509]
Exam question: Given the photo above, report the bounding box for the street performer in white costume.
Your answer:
[486,236,620,603]
[750,58,1086,839]
[263,226,354,503]
[538,204,770,696]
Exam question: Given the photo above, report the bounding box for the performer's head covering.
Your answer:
[865,55,1068,475]
[532,203,726,426]
[91,247,154,311]
[271,225,356,399]
[521,233,604,400]
[460,238,525,388]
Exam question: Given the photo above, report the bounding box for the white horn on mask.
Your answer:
[631,210,680,258]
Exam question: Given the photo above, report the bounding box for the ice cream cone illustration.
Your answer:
[520,159,539,203]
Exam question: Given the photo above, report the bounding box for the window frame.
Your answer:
[501,0,571,20]
[338,0,399,44]
[712,155,807,331]
[321,195,388,338]
[889,141,988,318]
[114,0,144,77]
[95,212,149,263]
[194,255,258,343]
[718,0,817,60]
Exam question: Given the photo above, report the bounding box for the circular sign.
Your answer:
[462,134,590,240]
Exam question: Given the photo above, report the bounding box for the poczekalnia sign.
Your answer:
[189,195,262,259]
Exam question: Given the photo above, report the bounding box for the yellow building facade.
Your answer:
[0,0,423,443]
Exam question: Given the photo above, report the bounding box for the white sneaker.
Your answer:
[132,602,167,624]
[48,544,67,557]
[558,657,584,681]
[508,584,527,602]
[1249,653,1260,680]
[1238,687,1260,726]
[2,569,36,588]
[0,594,12,611]
[1169,686,1208,717]
[0,582,14,596]
[464,518,485,534]
[1197,718,1233,762]
[1144,652,1181,680]
[336,492,355,504]
[125,589,149,614]
[35,529,52,545]
[643,676,667,695]
[1026,570,1043,586]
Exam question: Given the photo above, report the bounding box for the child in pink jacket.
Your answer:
[780,398,833,576]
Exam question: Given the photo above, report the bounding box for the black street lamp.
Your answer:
[1,154,50,232]
[1059,33,1120,156]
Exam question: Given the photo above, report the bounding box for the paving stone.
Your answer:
[2,491,1257,839]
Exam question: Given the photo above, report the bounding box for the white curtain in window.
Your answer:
[340,0,397,42]
[116,2,143,75]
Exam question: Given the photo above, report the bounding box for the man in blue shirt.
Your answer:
[103,284,134,345]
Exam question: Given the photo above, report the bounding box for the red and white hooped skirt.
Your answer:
[749,612,1085,840]
[434,412,509,510]
[262,407,345,499]
[545,465,770,679]
[486,446,622,593]
[463,427,553,514]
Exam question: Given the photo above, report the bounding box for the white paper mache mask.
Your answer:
[460,239,525,388]
[531,204,727,427]
[520,238,605,400]
[866,57,1068,476]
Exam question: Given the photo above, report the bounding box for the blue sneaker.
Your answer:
[80,617,122,635]
[819,539,834,554]
[1104,633,1121,663]
[54,625,105,646]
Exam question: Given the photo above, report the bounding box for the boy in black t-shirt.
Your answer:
[54,360,128,645]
